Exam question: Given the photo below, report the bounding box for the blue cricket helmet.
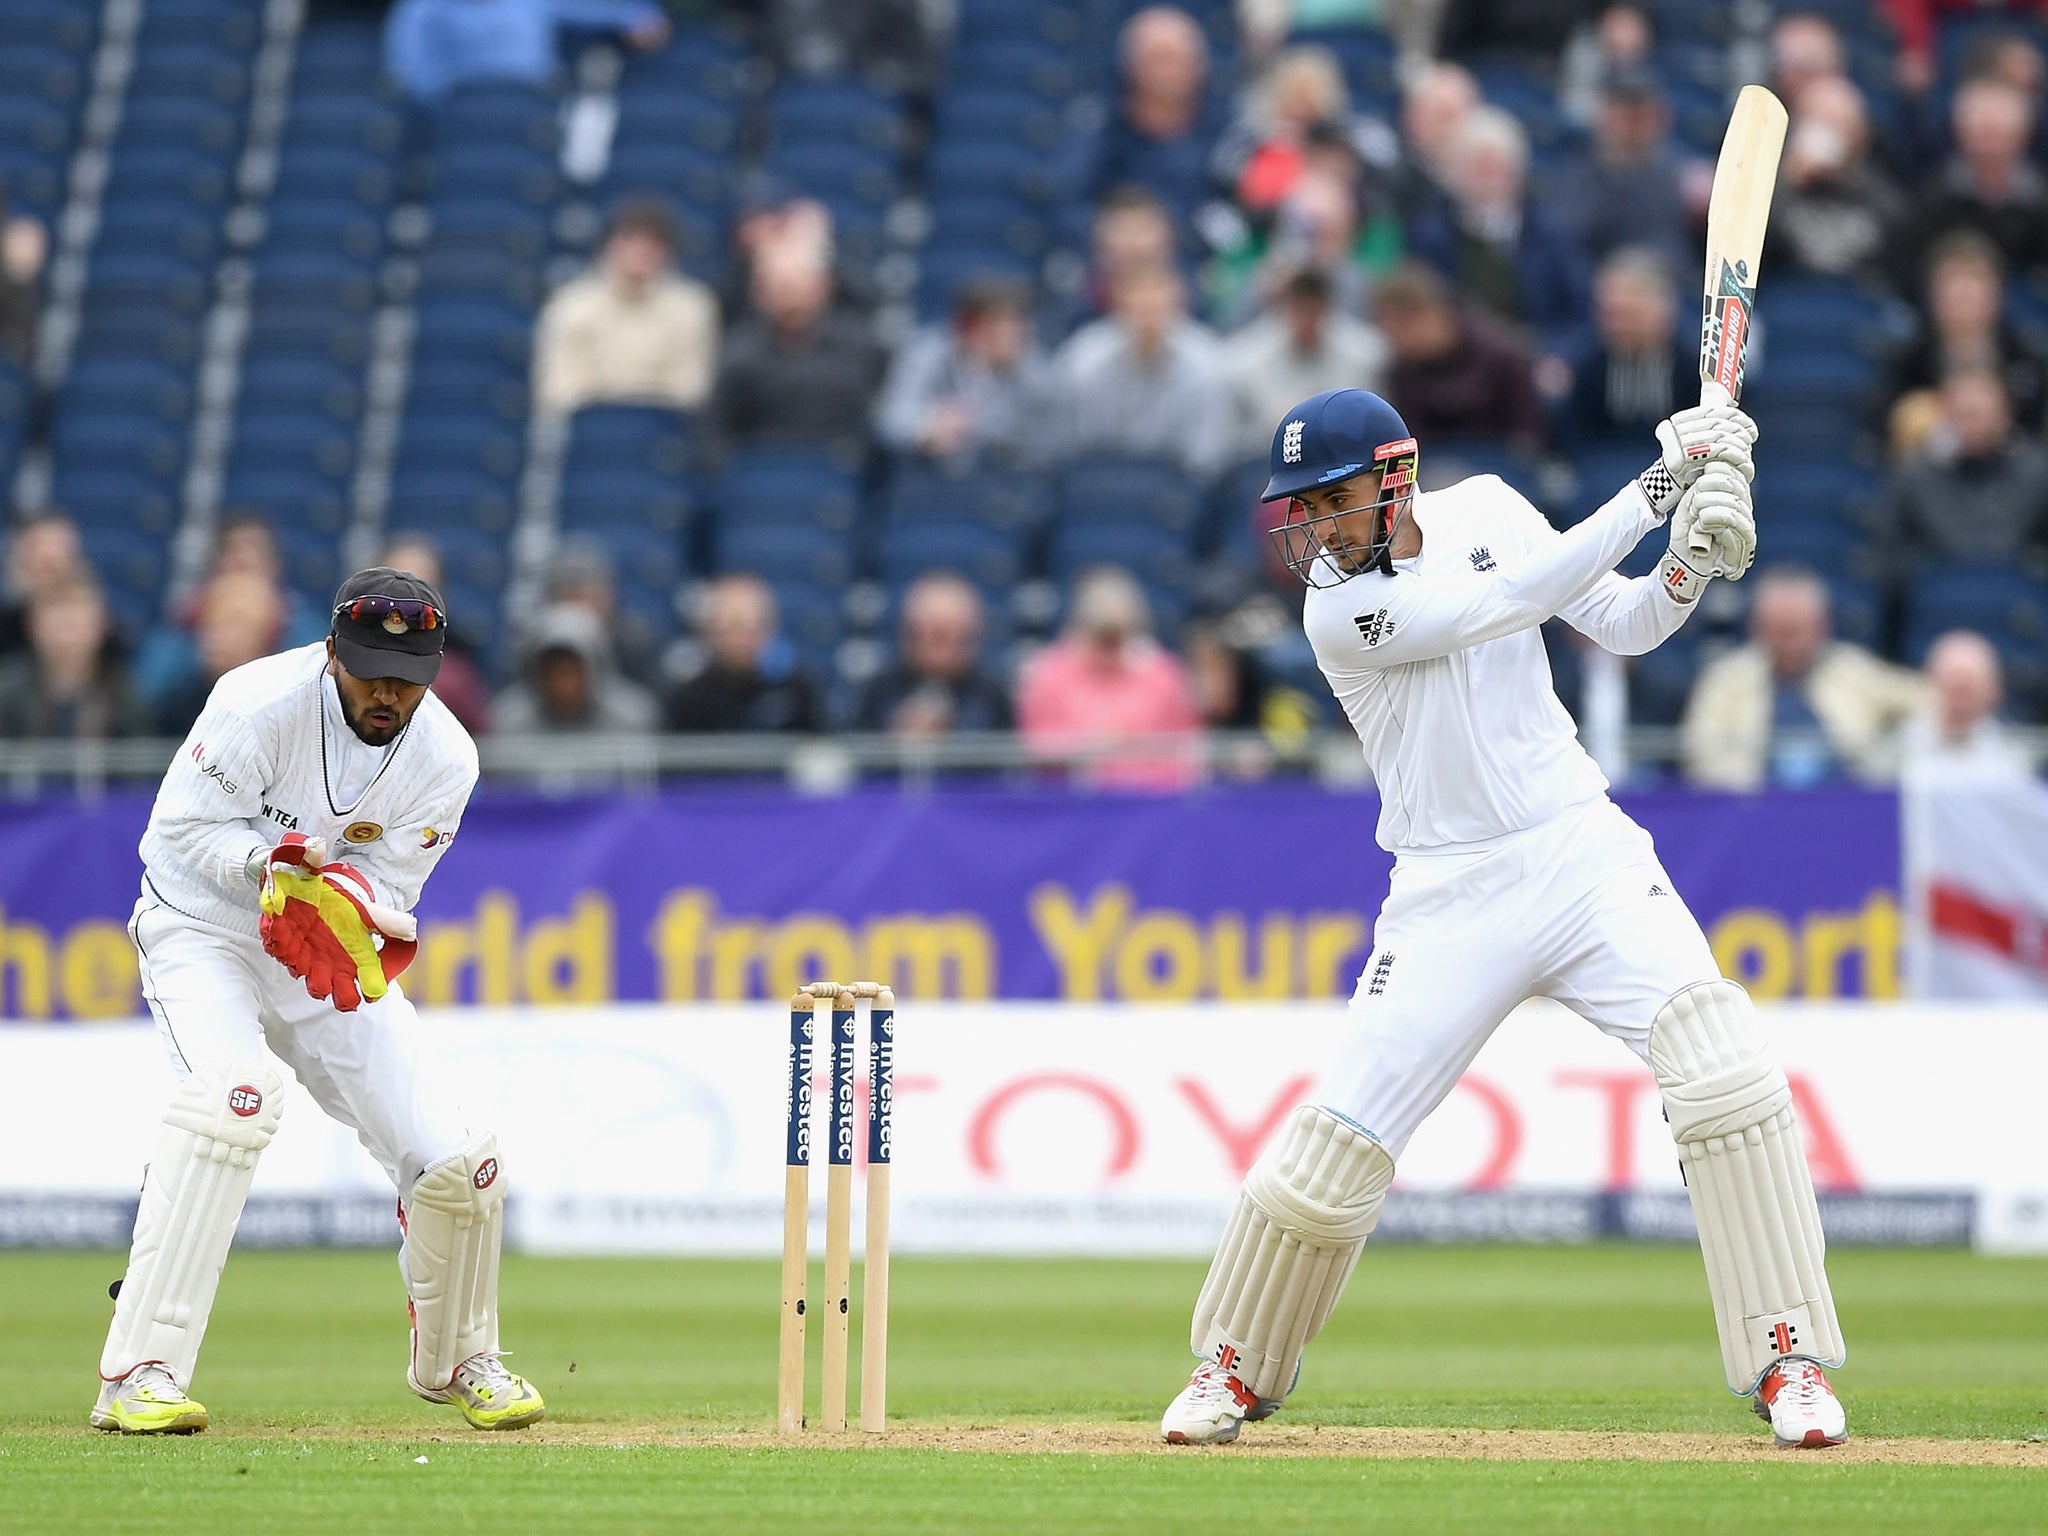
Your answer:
[1260,389,1415,501]
[1262,390,1421,587]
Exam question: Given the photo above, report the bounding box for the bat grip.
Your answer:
[1689,381,1735,557]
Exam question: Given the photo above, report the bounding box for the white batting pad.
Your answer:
[1190,1105,1395,1400]
[101,1061,283,1385]
[403,1132,506,1395]
[1652,979,1845,1393]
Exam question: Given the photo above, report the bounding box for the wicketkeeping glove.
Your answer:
[257,833,419,1012]
[1659,462,1756,601]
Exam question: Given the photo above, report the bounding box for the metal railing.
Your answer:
[3,726,2040,799]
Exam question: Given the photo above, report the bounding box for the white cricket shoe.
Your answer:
[1161,1361,1285,1445]
[1752,1358,1847,1448]
[91,1363,208,1434]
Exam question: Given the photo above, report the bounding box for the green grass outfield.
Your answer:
[2,1246,2043,1533]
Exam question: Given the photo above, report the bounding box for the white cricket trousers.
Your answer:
[1319,796,1722,1157]
[128,891,474,1193]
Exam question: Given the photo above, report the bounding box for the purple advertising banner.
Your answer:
[0,787,1899,1019]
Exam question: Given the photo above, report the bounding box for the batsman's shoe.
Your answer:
[414,1351,546,1430]
[1161,1361,1278,1445]
[1752,1359,1847,1449]
[91,1364,209,1435]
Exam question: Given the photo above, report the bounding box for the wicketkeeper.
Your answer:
[93,567,542,1435]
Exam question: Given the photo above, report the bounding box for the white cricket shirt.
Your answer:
[1304,474,1693,854]
[138,643,479,935]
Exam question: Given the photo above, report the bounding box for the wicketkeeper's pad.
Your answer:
[1189,1104,1395,1400]
[1652,978,1845,1393]
[258,834,418,1011]
[101,1061,283,1386]
[403,1132,506,1396]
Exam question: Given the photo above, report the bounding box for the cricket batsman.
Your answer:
[91,568,543,1435]
[1160,390,1848,1450]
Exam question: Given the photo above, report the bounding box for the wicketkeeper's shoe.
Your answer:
[1752,1358,1847,1448]
[90,1364,209,1435]
[414,1351,546,1431]
[1160,1361,1286,1445]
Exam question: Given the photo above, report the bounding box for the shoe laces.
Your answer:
[129,1364,186,1401]
[1770,1360,1829,1408]
[1186,1362,1257,1412]
[456,1352,516,1394]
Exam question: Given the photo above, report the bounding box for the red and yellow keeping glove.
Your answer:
[257,833,419,1012]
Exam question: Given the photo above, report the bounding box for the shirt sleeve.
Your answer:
[338,751,480,915]
[1332,479,1662,669]
[149,704,278,902]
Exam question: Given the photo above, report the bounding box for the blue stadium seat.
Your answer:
[127,45,251,107]
[559,468,694,534]
[1751,456,1883,529]
[1904,564,2048,663]
[718,522,856,586]
[614,89,738,154]
[768,80,903,153]
[713,452,862,535]
[65,356,194,419]
[50,468,182,534]
[102,148,232,208]
[77,523,176,610]
[230,412,356,481]
[427,197,550,258]
[767,141,899,214]
[271,147,397,208]
[1055,456,1202,533]
[927,139,1062,206]
[51,411,185,478]
[385,470,518,534]
[430,145,561,204]
[926,194,1052,259]
[1049,521,1197,586]
[116,98,241,157]
[881,464,1045,532]
[279,95,405,156]
[877,520,1027,591]
[261,200,384,261]
[948,36,1080,100]
[221,468,350,536]
[0,3,96,52]
[933,90,1068,153]
[914,245,1038,320]
[565,404,697,469]
[0,48,89,110]
[432,83,560,149]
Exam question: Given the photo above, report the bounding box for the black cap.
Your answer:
[330,567,448,686]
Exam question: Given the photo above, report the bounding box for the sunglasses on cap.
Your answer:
[334,594,442,634]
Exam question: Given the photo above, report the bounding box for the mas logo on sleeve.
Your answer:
[341,821,384,845]
[1353,608,1397,647]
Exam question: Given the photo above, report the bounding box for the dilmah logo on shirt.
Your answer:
[1469,546,1497,572]
[1353,608,1397,647]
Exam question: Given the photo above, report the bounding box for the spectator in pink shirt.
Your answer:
[1017,566,1201,789]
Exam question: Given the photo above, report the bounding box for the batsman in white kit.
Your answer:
[1160,389,1848,1450]
[92,567,543,1434]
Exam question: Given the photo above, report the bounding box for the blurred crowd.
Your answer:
[2,0,2046,792]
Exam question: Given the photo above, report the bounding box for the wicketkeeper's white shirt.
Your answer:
[139,643,479,936]
[1304,474,1693,855]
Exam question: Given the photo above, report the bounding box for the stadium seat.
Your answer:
[877,520,1027,592]
[767,80,903,153]
[1055,456,1202,534]
[713,453,862,535]
[881,464,1045,533]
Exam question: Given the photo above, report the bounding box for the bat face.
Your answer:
[1702,254,1757,401]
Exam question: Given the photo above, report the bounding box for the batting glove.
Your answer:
[1660,463,1755,600]
[1640,403,1758,516]
[258,833,418,1012]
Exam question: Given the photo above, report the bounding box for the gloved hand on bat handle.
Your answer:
[257,833,418,1011]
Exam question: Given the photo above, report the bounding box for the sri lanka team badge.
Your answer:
[342,821,384,845]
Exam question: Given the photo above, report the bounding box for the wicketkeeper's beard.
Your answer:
[337,685,413,746]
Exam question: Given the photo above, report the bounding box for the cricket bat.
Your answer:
[1694,84,1788,553]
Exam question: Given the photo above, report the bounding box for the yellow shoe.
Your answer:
[432,1352,546,1431]
[91,1364,209,1434]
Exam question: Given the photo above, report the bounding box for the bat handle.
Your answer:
[1690,381,1735,557]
